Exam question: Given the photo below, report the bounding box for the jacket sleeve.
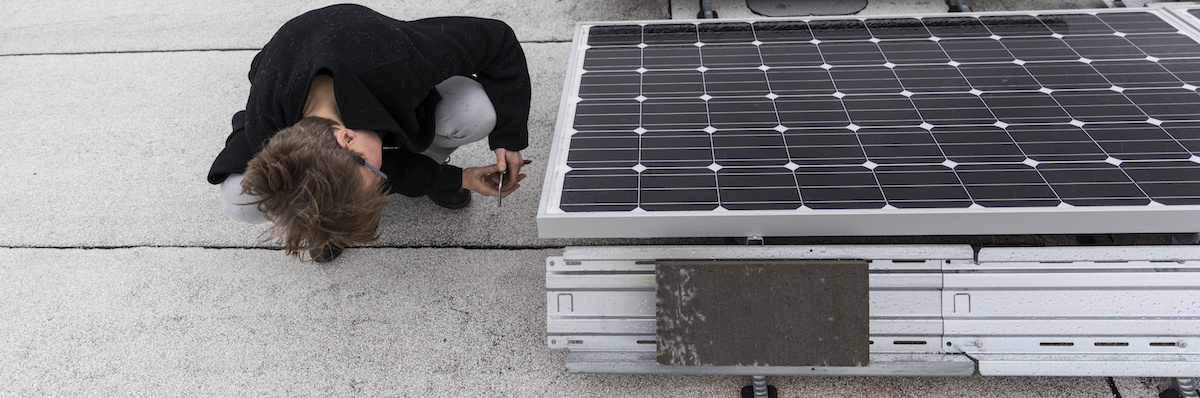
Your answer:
[207,49,295,185]
[208,111,256,184]
[382,150,463,197]
[405,17,531,152]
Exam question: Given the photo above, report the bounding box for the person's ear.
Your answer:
[332,127,353,148]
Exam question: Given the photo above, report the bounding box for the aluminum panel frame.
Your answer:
[548,245,1200,376]
[974,355,1200,377]
[565,351,975,376]
[945,246,1200,376]
[546,246,964,357]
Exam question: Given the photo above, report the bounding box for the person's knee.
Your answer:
[435,76,496,142]
[463,98,497,138]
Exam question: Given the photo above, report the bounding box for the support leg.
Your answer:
[753,375,768,398]
[946,0,972,12]
[741,375,779,398]
[1175,377,1198,398]
[697,0,717,18]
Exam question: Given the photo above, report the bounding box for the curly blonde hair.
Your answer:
[240,116,389,259]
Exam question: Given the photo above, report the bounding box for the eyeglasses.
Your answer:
[354,155,388,182]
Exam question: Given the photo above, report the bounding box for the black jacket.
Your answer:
[207,4,530,196]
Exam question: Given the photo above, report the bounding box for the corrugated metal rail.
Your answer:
[546,245,1200,377]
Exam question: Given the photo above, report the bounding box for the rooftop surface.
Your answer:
[0,0,1186,396]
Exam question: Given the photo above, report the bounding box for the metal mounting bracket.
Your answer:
[946,0,972,12]
[698,0,718,18]
[735,235,764,245]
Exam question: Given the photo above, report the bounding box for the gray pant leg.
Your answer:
[219,173,268,224]
[420,75,498,163]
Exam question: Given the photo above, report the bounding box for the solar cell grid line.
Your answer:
[830,17,985,210]
[540,8,1200,238]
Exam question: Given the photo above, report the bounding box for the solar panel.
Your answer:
[538,8,1200,238]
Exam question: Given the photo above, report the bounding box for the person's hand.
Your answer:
[462,164,526,198]
[494,148,524,186]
